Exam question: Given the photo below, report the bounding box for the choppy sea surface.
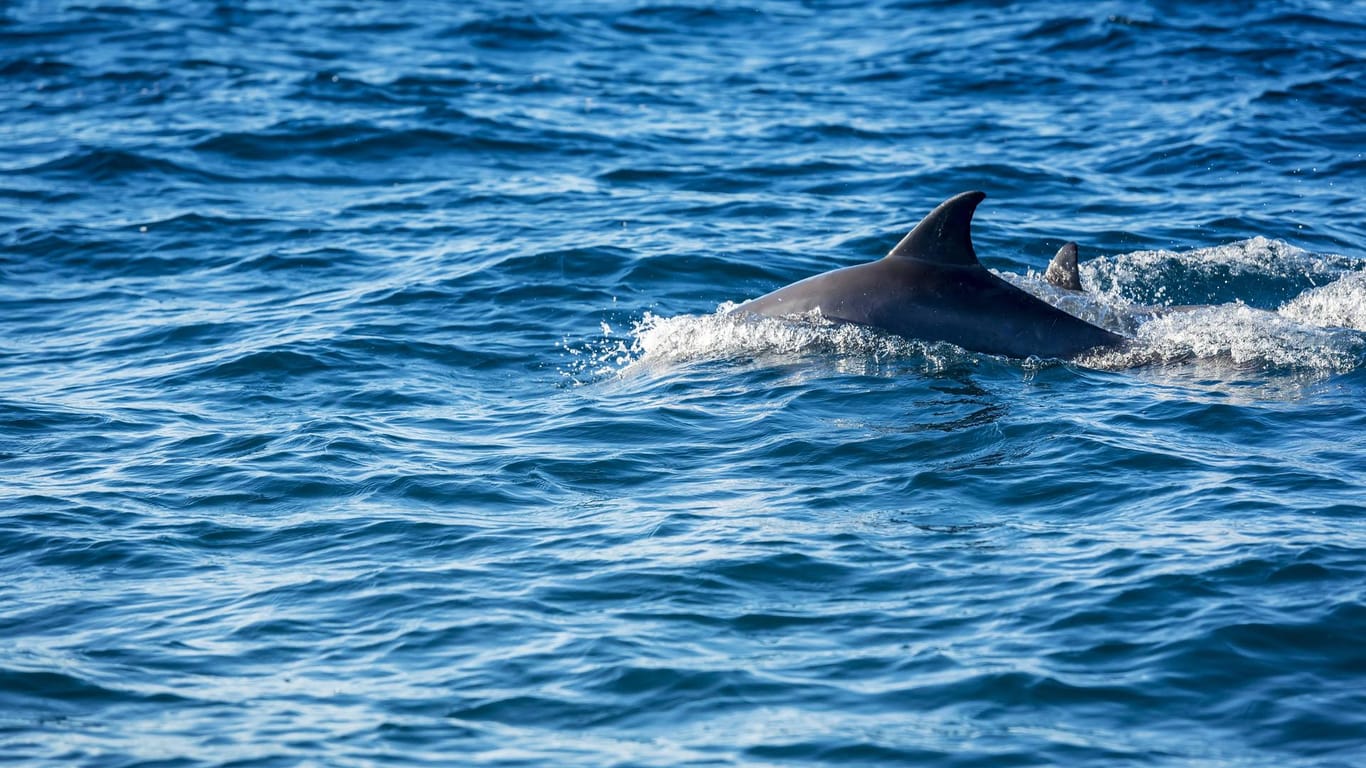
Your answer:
[3,2,1365,766]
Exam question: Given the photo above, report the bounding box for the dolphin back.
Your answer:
[733,192,1126,359]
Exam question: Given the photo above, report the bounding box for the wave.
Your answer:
[194,123,468,162]
[1279,271,1366,331]
[9,147,224,184]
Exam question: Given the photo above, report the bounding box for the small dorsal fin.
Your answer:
[885,190,986,267]
[1044,242,1083,291]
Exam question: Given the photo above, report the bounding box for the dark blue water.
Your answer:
[3,2,1365,766]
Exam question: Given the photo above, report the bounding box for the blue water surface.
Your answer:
[2,1,1365,766]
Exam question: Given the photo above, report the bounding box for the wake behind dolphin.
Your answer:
[733,192,1125,359]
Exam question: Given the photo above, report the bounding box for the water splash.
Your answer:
[1024,237,1366,373]
[561,306,988,384]
[1278,271,1366,332]
[1079,236,1356,308]
[1084,304,1366,372]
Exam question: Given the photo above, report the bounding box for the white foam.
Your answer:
[1278,271,1366,332]
[631,305,923,363]
[561,305,994,384]
[1079,236,1348,304]
[1092,303,1365,372]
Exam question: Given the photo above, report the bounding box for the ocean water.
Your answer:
[2,1,1365,765]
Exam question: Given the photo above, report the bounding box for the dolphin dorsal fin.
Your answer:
[1044,242,1083,291]
[886,190,986,267]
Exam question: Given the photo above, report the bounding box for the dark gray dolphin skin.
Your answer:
[733,191,1126,359]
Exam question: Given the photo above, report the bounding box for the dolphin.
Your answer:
[733,191,1126,359]
[1045,241,1083,291]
